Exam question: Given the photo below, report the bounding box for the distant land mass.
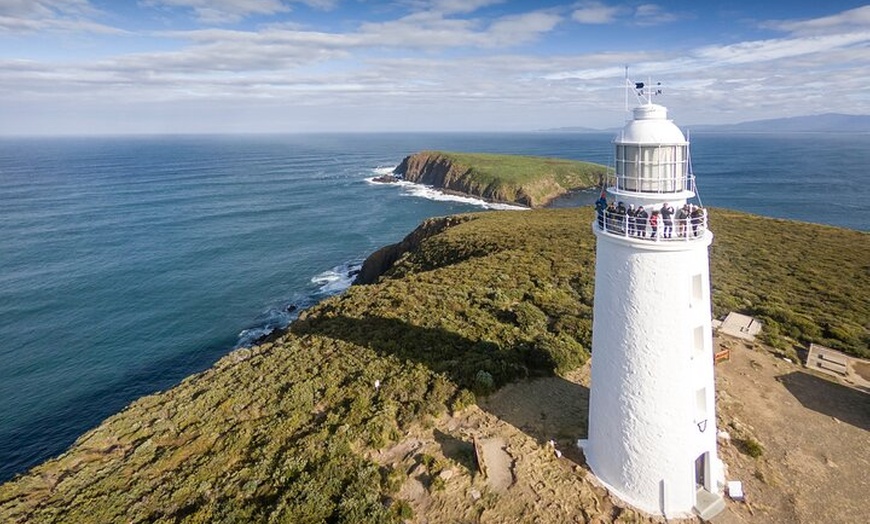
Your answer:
[689,113,870,133]
[541,113,870,134]
[381,151,606,208]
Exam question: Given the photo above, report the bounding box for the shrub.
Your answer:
[473,370,495,396]
[735,437,764,458]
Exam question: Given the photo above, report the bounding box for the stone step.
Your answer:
[694,488,726,521]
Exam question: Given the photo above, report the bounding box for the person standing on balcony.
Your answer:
[649,209,660,239]
[676,204,690,237]
[605,201,617,232]
[660,202,675,238]
[595,192,607,229]
[636,206,648,238]
[616,201,627,234]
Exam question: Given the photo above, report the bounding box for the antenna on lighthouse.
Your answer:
[624,65,630,114]
[632,78,663,105]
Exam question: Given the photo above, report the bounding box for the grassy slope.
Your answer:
[0,208,866,522]
[708,210,868,358]
[441,152,604,188]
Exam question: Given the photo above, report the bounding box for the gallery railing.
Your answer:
[595,210,708,242]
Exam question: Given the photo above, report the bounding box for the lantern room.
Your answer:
[612,103,692,195]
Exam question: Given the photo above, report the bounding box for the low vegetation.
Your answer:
[0,206,865,522]
[441,151,604,190]
[708,210,868,358]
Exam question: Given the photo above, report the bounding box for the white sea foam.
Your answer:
[397,180,528,210]
[311,261,361,295]
[235,261,362,347]
[367,167,528,211]
[372,165,397,176]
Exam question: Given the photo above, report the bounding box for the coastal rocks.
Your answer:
[372,173,402,183]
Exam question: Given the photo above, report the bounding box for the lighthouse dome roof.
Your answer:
[617,103,687,144]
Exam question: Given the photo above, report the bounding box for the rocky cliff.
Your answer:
[393,151,603,208]
[354,214,473,285]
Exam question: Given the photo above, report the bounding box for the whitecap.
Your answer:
[235,304,299,348]
[235,261,363,348]
[311,261,362,295]
[395,180,528,211]
[365,164,401,185]
[372,165,397,176]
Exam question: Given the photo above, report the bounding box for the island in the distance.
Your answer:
[374,151,607,208]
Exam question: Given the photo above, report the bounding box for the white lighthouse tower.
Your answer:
[581,82,725,519]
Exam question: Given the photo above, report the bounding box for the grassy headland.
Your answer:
[0,206,865,523]
[393,151,606,207]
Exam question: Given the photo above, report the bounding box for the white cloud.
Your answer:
[0,0,96,17]
[571,2,622,24]
[632,4,681,26]
[693,31,870,65]
[480,11,563,46]
[142,0,339,25]
[1,3,869,133]
[762,5,870,35]
[0,0,123,34]
[401,0,504,16]
[571,2,679,26]
[356,8,561,49]
[143,0,291,24]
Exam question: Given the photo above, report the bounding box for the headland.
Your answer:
[375,151,607,208]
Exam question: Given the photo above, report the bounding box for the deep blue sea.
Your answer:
[0,132,867,483]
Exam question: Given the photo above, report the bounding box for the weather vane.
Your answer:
[623,65,663,110]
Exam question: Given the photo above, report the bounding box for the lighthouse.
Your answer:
[581,83,725,519]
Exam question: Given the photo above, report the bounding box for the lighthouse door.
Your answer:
[695,453,707,489]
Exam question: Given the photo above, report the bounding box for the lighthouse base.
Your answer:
[577,439,725,520]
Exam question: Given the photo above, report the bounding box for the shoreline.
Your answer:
[368,175,602,210]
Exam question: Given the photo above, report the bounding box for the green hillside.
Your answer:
[0,207,866,523]
[440,152,604,189]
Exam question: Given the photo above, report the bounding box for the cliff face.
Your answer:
[395,151,529,205]
[393,152,565,207]
[354,215,473,285]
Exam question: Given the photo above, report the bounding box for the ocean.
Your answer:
[0,132,867,483]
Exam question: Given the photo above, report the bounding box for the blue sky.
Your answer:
[1,1,868,134]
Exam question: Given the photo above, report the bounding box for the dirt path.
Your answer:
[371,338,869,523]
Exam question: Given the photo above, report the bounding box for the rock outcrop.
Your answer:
[354,215,473,285]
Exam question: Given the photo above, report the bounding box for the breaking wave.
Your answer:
[366,166,528,211]
[234,260,362,348]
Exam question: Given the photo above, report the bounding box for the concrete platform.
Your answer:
[694,488,726,521]
[806,343,870,393]
[717,312,762,341]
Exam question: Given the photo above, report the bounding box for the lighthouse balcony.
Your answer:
[594,210,709,243]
